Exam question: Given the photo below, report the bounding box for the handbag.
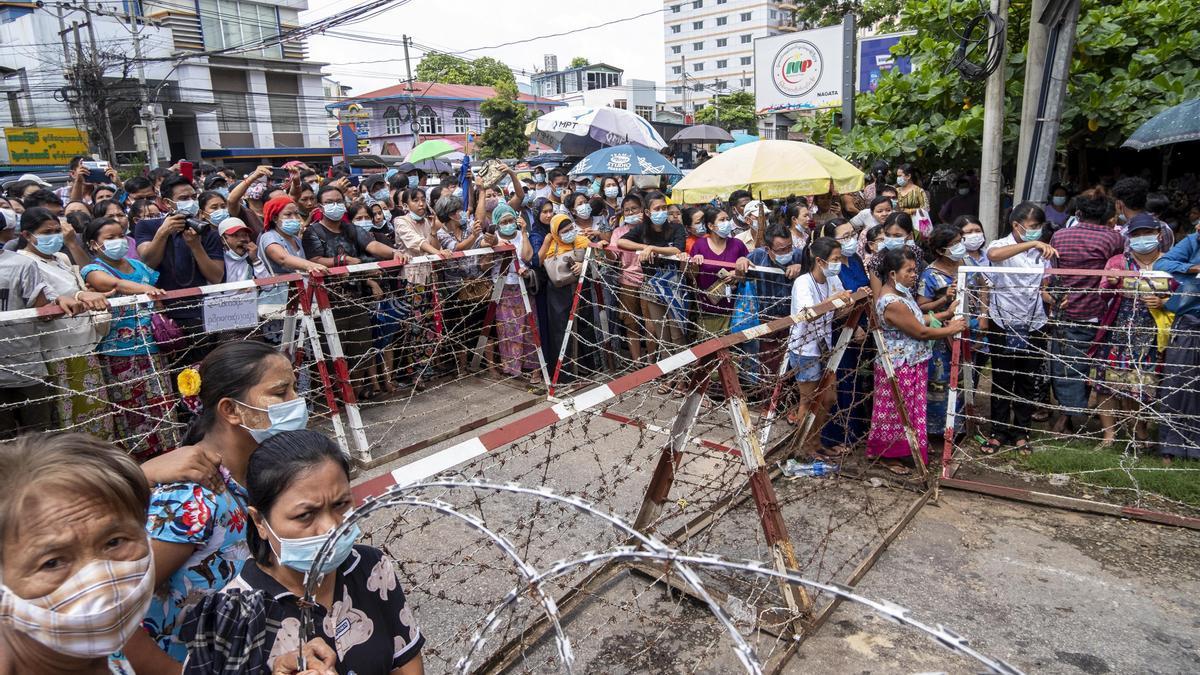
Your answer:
[456,276,494,304]
[151,312,187,353]
[476,159,508,189]
[702,269,734,304]
[914,208,933,237]
[546,249,584,288]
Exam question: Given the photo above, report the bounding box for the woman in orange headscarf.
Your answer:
[538,213,593,385]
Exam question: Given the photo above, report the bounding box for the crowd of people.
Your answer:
[0,150,1198,671]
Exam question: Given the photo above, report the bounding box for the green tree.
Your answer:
[415,52,515,87]
[792,0,1200,173]
[792,0,893,30]
[569,56,590,68]
[478,80,529,160]
[695,91,757,131]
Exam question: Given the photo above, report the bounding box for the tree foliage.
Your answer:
[415,52,515,87]
[478,80,530,160]
[569,56,590,68]
[792,0,1200,172]
[792,0,893,30]
[695,91,758,131]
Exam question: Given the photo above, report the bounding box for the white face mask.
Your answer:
[0,548,154,658]
[963,232,986,251]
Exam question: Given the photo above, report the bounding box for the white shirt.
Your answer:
[18,250,97,360]
[788,272,844,356]
[984,234,1049,330]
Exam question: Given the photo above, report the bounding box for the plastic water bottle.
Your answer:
[781,459,839,478]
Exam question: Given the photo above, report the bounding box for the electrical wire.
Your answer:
[944,0,1006,81]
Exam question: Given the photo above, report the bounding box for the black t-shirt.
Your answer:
[620,220,686,271]
[302,220,377,263]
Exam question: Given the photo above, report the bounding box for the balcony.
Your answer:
[775,14,799,33]
[775,1,798,9]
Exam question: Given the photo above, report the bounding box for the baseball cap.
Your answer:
[1123,212,1159,236]
[204,174,229,190]
[743,200,772,215]
[18,173,51,188]
[218,217,250,237]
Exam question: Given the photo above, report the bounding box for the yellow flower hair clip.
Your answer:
[177,368,202,397]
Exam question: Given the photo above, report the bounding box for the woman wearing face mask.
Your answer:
[198,190,230,230]
[435,192,491,376]
[599,176,622,222]
[893,163,930,218]
[259,196,327,276]
[488,204,541,386]
[388,188,449,390]
[618,193,687,360]
[689,205,750,339]
[1044,184,1072,229]
[868,249,966,475]
[14,209,113,441]
[681,206,705,254]
[917,225,970,436]
[866,212,923,295]
[80,217,177,461]
[1093,219,1173,449]
[786,238,854,458]
[92,199,144,261]
[124,341,308,673]
[0,434,157,675]
[951,215,992,371]
[201,430,424,674]
[608,201,648,365]
[539,213,595,385]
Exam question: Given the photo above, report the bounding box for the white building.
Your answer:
[662,0,798,117]
[531,60,659,122]
[0,0,333,170]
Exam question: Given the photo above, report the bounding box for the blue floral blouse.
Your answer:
[142,467,250,662]
[80,258,160,358]
[876,292,932,368]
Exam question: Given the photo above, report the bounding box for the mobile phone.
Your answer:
[179,160,194,182]
[82,160,109,184]
[270,167,289,181]
[348,175,361,188]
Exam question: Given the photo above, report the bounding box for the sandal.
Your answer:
[822,444,852,458]
[980,437,1004,455]
[883,461,911,476]
[1013,437,1032,456]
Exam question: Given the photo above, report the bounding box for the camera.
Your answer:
[185,216,206,233]
[482,221,497,235]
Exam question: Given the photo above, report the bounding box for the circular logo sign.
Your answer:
[772,40,823,98]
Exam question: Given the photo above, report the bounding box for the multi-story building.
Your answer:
[0,0,335,171]
[530,59,658,122]
[662,0,797,117]
[329,81,563,159]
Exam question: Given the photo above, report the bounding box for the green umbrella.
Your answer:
[405,139,462,164]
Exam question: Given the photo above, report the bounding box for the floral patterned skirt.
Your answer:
[100,353,178,462]
[867,361,929,463]
[496,283,537,376]
[47,353,114,440]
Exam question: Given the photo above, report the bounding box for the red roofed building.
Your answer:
[328,81,564,158]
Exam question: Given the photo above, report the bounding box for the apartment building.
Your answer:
[662,0,798,115]
[531,58,659,122]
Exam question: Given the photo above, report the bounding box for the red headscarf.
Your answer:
[262,195,294,231]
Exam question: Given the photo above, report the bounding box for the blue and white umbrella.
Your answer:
[567,144,682,177]
[531,106,668,151]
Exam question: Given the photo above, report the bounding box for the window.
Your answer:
[692,0,702,7]
[693,83,704,91]
[693,41,703,50]
[199,0,282,59]
[673,86,683,94]
[671,45,681,54]
[740,11,752,21]
[716,16,727,26]
[716,38,727,47]
[740,34,752,44]
[740,77,752,87]
[481,116,491,130]
[715,80,728,89]
[770,10,777,20]
[383,106,402,135]
[564,73,578,93]
[692,20,703,29]
[671,24,681,33]
[693,62,704,71]
[452,107,470,134]
[587,71,619,89]
[214,91,250,133]
[417,106,441,134]
[635,105,654,120]
[740,56,752,66]
[717,0,725,3]
[717,59,727,68]
[671,4,680,12]
[613,99,627,110]
[672,66,682,74]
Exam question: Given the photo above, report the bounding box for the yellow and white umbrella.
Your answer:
[671,140,863,203]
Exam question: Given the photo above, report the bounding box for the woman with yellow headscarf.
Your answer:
[539,213,592,386]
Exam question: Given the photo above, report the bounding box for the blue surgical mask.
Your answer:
[1051,195,1067,207]
[890,198,898,209]
[453,188,464,198]
[174,199,199,216]
[407,176,419,189]
[559,229,578,244]
[825,260,842,276]
[498,221,518,237]
[102,238,129,260]
[554,187,567,198]
[237,397,309,444]
[353,218,373,231]
[372,189,389,202]
[896,176,908,187]
[839,237,858,257]
[522,192,534,206]
[715,220,733,238]
[34,233,64,256]
[625,213,643,226]
[215,187,230,199]
[264,519,362,576]
[947,242,968,260]
[773,251,793,266]
[650,210,669,226]
[459,210,470,223]
[895,280,911,295]
[882,236,906,250]
[575,203,593,219]
[1129,234,1159,254]
[280,219,302,236]
[208,208,230,226]
[604,186,620,199]
[322,203,346,221]
[693,223,707,235]
[1022,228,1043,242]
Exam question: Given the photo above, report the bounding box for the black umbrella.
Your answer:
[670,124,735,145]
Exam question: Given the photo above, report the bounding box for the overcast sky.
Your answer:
[304,0,666,99]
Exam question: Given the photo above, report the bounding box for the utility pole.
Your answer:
[978,0,1009,240]
[1013,0,1050,203]
[713,78,720,123]
[125,4,160,168]
[80,0,119,164]
[402,34,419,149]
[681,54,688,122]
[840,11,856,133]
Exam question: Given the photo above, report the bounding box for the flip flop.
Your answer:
[980,437,1004,455]
[883,462,911,476]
